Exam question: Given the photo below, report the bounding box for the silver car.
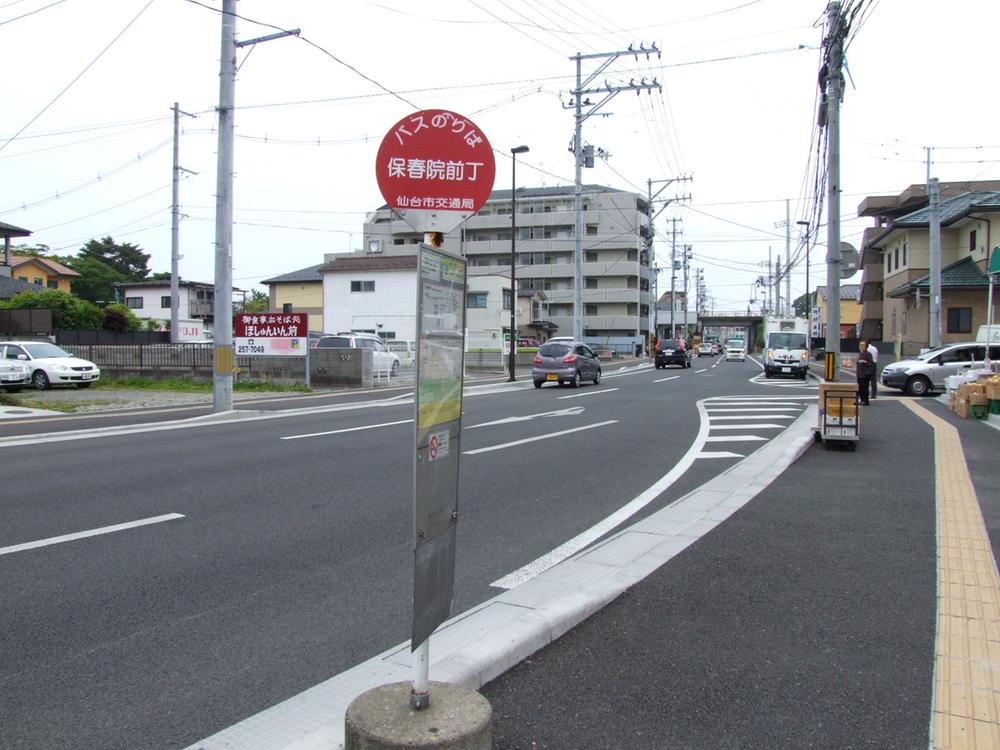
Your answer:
[1,357,30,392]
[880,341,1000,396]
[532,340,602,388]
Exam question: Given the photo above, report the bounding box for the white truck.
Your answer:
[763,316,810,380]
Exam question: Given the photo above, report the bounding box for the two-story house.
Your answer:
[857,180,1000,353]
[117,279,218,341]
[9,255,79,293]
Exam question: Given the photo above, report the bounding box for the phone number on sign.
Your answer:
[236,343,265,355]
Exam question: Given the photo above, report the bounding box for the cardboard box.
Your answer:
[986,382,1000,401]
[818,381,858,426]
[970,393,989,406]
[956,399,970,418]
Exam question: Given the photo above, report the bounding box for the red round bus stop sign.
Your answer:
[376,109,496,235]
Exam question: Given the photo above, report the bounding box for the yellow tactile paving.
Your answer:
[900,399,1000,749]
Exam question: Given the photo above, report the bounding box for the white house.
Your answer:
[117,279,216,341]
[320,254,418,341]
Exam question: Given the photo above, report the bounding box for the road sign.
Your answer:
[376,109,496,235]
[234,312,308,356]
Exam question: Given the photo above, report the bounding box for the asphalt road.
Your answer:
[0,354,818,749]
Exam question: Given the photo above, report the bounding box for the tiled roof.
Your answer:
[11,255,79,277]
[893,191,1000,227]
[321,255,418,273]
[887,256,988,298]
[814,284,860,301]
[261,263,325,284]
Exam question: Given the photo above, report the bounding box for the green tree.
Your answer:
[102,303,142,332]
[240,289,270,313]
[7,289,104,330]
[67,256,126,304]
[77,236,152,281]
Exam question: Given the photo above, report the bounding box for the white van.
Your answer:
[725,337,747,362]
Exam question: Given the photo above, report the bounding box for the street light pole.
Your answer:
[509,145,529,382]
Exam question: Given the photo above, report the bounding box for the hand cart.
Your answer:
[814,385,860,450]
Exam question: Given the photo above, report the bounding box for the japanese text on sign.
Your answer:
[392,111,485,148]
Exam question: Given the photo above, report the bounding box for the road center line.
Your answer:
[556,388,619,400]
[654,375,681,383]
[0,513,185,557]
[463,420,618,455]
[281,418,413,440]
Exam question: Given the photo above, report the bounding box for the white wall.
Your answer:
[323,269,418,340]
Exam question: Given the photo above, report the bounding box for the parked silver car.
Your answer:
[0,357,30,392]
[532,340,602,388]
[880,341,1000,396]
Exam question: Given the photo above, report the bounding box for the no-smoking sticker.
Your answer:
[427,430,450,462]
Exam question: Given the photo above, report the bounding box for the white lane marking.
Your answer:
[654,375,681,383]
[556,388,619,400]
[0,513,185,557]
[709,414,795,421]
[697,451,744,459]
[491,397,716,589]
[695,368,708,373]
[281,419,412,440]
[463,420,618,455]
[467,406,584,429]
[709,423,787,430]
[705,435,767,442]
[705,407,801,412]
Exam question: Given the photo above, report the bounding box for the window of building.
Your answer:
[282,303,293,313]
[585,251,598,263]
[586,224,598,236]
[970,229,978,255]
[947,307,972,333]
[393,238,405,245]
[350,280,375,293]
[585,277,598,289]
[126,297,143,309]
[584,303,598,316]
[47,280,59,289]
[467,292,487,309]
[886,252,891,274]
[891,310,896,336]
[894,246,899,269]
[33,277,43,286]
[902,240,907,266]
[901,310,906,335]
[502,289,512,311]
[161,296,171,308]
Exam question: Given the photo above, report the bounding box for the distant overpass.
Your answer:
[700,313,763,351]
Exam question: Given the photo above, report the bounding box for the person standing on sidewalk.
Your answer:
[856,340,875,406]
[867,339,879,400]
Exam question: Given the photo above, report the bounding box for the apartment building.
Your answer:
[363,184,653,350]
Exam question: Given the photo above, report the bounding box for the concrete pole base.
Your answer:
[345,681,492,749]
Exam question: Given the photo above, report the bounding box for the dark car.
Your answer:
[654,338,691,369]
[532,340,602,388]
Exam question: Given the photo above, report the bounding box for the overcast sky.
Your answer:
[2,0,998,311]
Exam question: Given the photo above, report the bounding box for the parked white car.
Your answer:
[0,357,30,392]
[0,341,101,390]
[387,339,416,368]
[315,332,400,376]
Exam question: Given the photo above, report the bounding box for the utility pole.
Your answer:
[774,256,782,317]
[682,245,692,338]
[929,177,942,348]
[821,0,846,379]
[647,176,692,346]
[785,199,792,315]
[570,46,661,342]
[212,5,299,412]
[667,218,681,336]
[171,103,197,344]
